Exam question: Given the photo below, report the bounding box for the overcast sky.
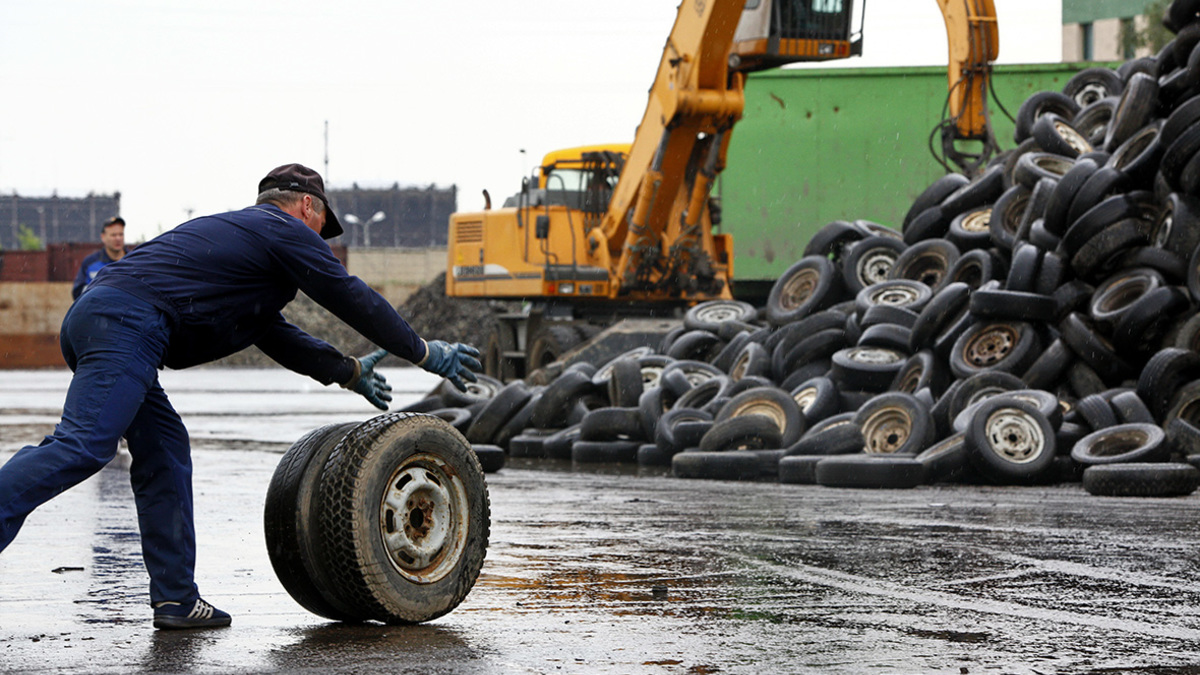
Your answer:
[0,1,1061,242]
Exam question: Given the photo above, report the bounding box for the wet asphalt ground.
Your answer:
[4,369,1200,674]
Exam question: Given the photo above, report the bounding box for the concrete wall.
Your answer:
[0,248,448,369]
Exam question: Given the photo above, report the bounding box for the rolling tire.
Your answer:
[265,422,363,622]
[1083,463,1200,497]
[315,413,489,624]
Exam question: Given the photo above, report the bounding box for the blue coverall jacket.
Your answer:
[0,203,426,605]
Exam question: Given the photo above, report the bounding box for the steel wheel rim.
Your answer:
[731,401,786,430]
[379,452,469,584]
[848,347,904,365]
[868,284,921,308]
[963,325,1017,368]
[857,249,896,286]
[985,408,1045,463]
[1054,120,1093,155]
[862,406,913,454]
[792,386,818,412]
[781,268,821,310]
[695,301,745,323]
[962,209,992,233]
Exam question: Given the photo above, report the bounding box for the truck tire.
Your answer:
[528,324,583,371]
[265,422,362,621]
[315,413,489,624]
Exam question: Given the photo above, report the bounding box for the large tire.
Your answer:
[264,422,362,621]
[527,324,582,371]
[671,450,760,481]
[316,413,490,624]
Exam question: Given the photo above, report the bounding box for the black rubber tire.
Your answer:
[1021,337,1074,391]
[766,256,842,326]
[774,328,848,380]
[969,288,1058,323]
[606,357,644,408]
[655,408,714,455]
[671,450,760,481]
[426,407,474,434]
[891,349,948,397]
[988,184,1031,252]
[1013,152,1075,189]
[778,455,825,484]
[672,376,730,412]
[946,206,994,251]
[1110,390,1155,425]
[699,414,784,452]
[813,454,927,489]
[1083,463,1200,497]
[315,413,489,624]
[804,219,867,260]
[1072,98,1117,147]
[571,439,640,463]
[909,282,970,351]
[542,424,582,460]
[1108,122,1164,187]
[940,166,1007,218]
[855,280,933,316]
[662,359,724,388]
[1089,267,1165,331]
[788,376,840,424]
[437,374,503,409]
[964,397,1058,484]
[666,329,723,362]
[830,346,908,392]
[888,238,960,289]
[637,443,673,467]
[529,369,594,429]
[1032,113,1092,158]
[1112,286,1191,355]
[730,341,773,382]
[685,300,756,333]
[527,324,583,372]
[785,414,863,456]
[842,236,909,293]
[953,389,1063,436]
[580,406,648,442]
[1104,72,1159,151]
[1071,423,1170,465]
[715,386,805,447]
[858,322,914,351]
[1162,121,1200,189]
[946,371,1027,426]
[853,392,935,456]
[1064,172,1135,235]
[942,249,1004,291]
[916,433,970,484]
[1138,348,1200,421]
[904,173,970,230]
[949,320,1042,380]
[1069,218,1153,281]
[1064,67,1124,108]
[265,422,363,622]
[1059,312,1135,382]
[465,381,533,445]
[1163,95,1200,148]
[1005,243,1043,292]
[473,444,506,473]
[1043,158,1100,236]
[1015,91,1080,143]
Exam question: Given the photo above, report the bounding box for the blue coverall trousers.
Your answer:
[0,286,199,605]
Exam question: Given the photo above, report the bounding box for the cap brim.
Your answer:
[320,199,343,240]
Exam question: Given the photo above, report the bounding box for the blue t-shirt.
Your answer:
[72,248,125,300]
[89,204,425,385]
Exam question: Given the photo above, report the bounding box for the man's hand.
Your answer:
[420,340,482,392]
[342,348,393,410]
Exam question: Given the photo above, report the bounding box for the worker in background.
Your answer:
[0,164,481,630]
[72,216,128,300]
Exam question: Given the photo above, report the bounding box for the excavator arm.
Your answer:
[935,0,1001,175]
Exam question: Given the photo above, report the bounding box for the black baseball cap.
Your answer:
[103,216,125,228]
[258,163,343,239]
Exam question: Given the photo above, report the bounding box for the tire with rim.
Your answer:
[715,386,806,447]
[842,237,908,293]
[853,392,935,455]
[315,413,489,623]
[964,397,1057,484]
[527,324,582,372]
[685,299,756,333]
[265,422,362,621]
[1070,423,1170,465]
[949,320,1042,380]
[766,256,842,326]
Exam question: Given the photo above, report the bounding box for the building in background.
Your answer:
[329,183,456,248]
[0,192,121,250]
[1062,0,1166,61]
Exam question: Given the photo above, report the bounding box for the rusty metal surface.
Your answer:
[3,370,1200,673]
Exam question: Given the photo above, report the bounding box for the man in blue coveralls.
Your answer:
[0,164,481,630]
[71,216,129,300]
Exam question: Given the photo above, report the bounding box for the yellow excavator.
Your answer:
[447,0,999,380]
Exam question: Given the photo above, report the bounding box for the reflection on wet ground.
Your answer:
[3,370,1200,673]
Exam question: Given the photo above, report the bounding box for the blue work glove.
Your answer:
[419,340,482,392]
[342,348,393,410]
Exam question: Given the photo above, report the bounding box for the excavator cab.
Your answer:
[731,0,863,72]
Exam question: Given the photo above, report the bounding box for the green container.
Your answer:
[720,62,1118,286]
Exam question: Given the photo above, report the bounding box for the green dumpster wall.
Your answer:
[720,62,1115,284]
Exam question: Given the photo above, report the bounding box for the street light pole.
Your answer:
[342,210,386,247]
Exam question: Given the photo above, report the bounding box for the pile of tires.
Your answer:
[395,2,1200,497]
[264,413,491,622]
